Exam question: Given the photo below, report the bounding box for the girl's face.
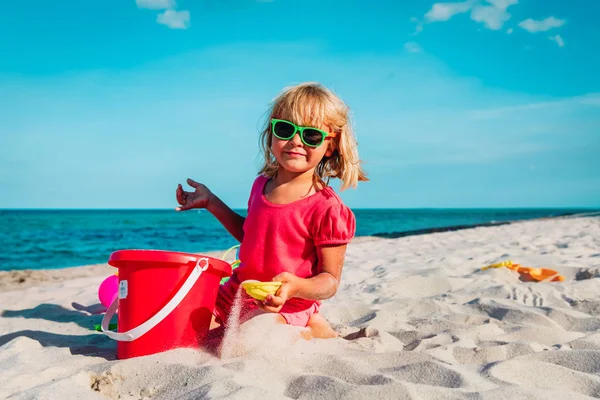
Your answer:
[270,120,335,175]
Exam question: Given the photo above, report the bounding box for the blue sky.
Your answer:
[1,0,599,209]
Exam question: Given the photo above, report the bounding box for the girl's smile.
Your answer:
[284,151,306,158]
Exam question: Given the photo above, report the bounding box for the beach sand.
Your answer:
[1,216,600,399]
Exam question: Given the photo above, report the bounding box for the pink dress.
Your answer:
[214,174,356,327]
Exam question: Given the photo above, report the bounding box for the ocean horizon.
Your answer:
[1,208,598,272]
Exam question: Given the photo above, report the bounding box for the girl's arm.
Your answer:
[261,244,347,310]
[207,194,246,243]
[292,244,346,300]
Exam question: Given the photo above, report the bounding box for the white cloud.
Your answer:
[425,1,473,22]
[423,0,517,32]
[157,9,190,29]
[518,17,566,33]
[404,42,423,53]
[470,6,510,30]
[549,34,565,48]
[136,0,175,10]
[470,0,517,30]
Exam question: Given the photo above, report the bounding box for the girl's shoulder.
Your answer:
[250,174,269,193]
[313,186,346,210]
[246,174,268,205]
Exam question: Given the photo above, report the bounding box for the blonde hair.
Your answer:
[258,82,368,191]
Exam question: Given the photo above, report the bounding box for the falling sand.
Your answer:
[219,288,244,359]
[218,287,309,360]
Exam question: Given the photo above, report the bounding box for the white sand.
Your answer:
[1,216,600,399]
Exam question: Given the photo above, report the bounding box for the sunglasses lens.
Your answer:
[273,121,295,139]
[302,129,324,146]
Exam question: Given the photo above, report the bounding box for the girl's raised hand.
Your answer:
[175,178,213,211]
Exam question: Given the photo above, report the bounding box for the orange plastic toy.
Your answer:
[482,260,565,282]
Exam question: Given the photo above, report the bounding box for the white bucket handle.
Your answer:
[101,257,210,342]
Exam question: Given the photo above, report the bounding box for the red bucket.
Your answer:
[100,250,231,359]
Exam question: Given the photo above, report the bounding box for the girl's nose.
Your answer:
[290,131,303,146]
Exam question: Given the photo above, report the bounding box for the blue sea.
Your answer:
[0,208,596,271]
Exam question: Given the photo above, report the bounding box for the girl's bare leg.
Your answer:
[214,311,339,342]
[301,313,338,340]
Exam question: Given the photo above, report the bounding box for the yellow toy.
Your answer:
[482,260,565,282]
[240,280,283,301]
[220,246,284,299]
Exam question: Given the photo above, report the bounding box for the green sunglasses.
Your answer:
[271,119,337,148]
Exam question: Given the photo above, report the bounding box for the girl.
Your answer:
[175,82,368,339]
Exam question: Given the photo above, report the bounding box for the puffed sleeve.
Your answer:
[312,203,356,246]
